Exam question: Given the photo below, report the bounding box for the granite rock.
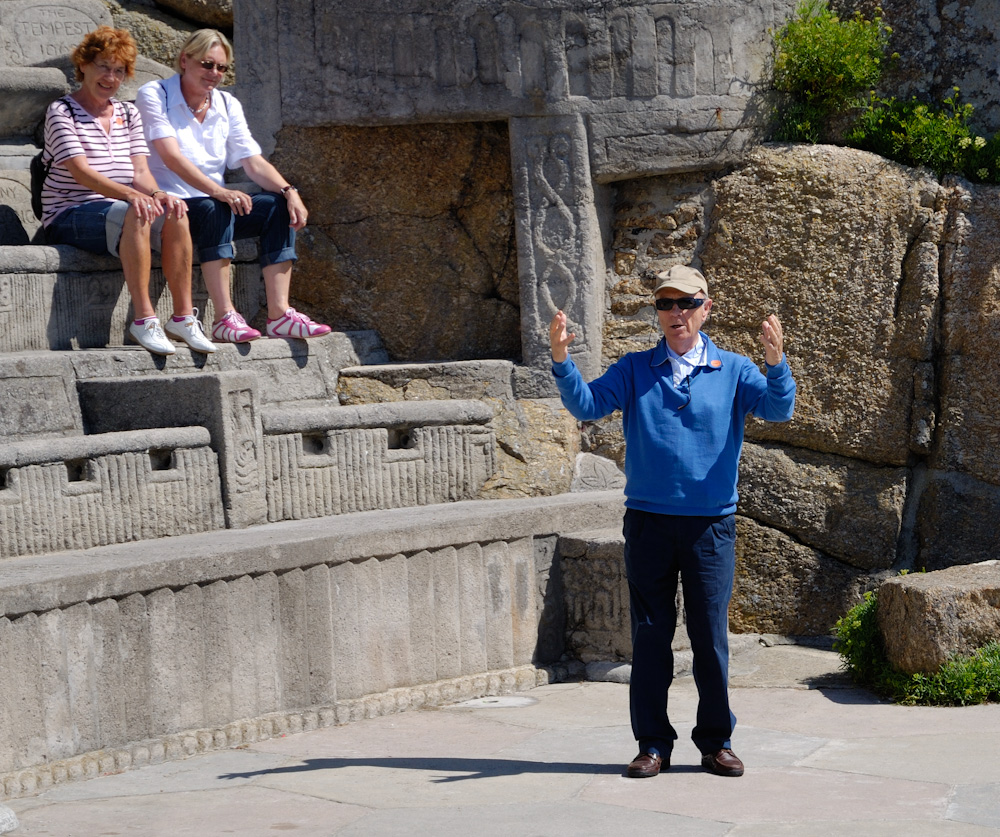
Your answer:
[878,561,1000,675]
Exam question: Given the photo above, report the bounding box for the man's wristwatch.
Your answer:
[280,185,298,196]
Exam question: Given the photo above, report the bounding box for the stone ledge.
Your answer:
[0,664,550,803]
[0,490,625,616]
[262,399,494,434]
[0,426,210,467]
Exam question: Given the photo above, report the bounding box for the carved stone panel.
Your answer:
[0,0,111,67]
[511,114,604,380]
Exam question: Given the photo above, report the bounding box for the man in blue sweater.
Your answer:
[549,264,795,779]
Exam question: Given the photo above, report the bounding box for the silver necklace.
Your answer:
[189,95,210,115]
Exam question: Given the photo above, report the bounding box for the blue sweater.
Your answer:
[552,334,796,516]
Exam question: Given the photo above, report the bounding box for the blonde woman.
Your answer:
[135,29,330,343]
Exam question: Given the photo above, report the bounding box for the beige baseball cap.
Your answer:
[653,265,708,296]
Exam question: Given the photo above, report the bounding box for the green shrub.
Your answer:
[845,88,992,178]
[772,0,891,141]
[834,589,1000,705]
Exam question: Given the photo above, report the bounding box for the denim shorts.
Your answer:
[46,200,165,257]
[184,192,296,267]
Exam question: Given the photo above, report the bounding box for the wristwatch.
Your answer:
[280,185,298,196]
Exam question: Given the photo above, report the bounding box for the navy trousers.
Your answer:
[623,507,737,756]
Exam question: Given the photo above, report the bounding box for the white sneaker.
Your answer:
[128,317,175,356]
[164,308,217,353]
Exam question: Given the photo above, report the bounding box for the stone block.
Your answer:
[0,430,224,559]
[700,145,943,465]
[935,182,1000,485]
[171,585,204,731]
[571,452,626,493]
[91,599,126,749]
[202,581,233,727]
[0,613,43,773]
[433,546,462,680]
[37,609,72,760]
[329,561,361,701]
[253,573,281,716]
[277,569,309,710]
[0,169,37,245]
[0,68,69,138]
[262,400,497,521]
[0,0,111,68]
[0,353,81,442]
[0,245,262,353]
[561,530,632,662]
[914,471,1000,571]
[878,561,1000,675]
[228,575,259,720]
[146,588,180,736]
[304,564,336,706]
[483,540,515,671]
[381,553,412,690]
[406,550,436,686]
[457,542,488,675]
[78,372,266,530]
[355,557,388,696]
[338,360,515,405]
[62,601,98,755]
[738,442,908,570]
[118,594,151,743]
[509,537,538,665]
[733,516,874,636]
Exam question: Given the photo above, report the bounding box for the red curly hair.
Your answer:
[70,26,138,82]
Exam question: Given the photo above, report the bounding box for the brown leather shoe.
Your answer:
[627,751,667,778]
[701,748,744,777]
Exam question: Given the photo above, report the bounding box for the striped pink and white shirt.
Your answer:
[41,97,149,227]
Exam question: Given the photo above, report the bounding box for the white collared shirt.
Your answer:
[134,74,262,198]
[665,335,706,387]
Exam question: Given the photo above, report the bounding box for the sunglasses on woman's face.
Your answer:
[654,297,705,311]
[197,59,230,74]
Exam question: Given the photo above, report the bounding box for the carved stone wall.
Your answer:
[237,0,799,379]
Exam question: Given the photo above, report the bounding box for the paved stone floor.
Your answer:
[5,643,1000,836]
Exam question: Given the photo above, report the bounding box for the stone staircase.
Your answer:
[0,0,635,801]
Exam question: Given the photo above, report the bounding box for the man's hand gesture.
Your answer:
[760,314,785,366]
[549,310,575,363]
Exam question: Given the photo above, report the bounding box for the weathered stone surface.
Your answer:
[0,68,68,139]
[702,144,942,465]
[914,471,1000,572]
[739,442,907,570]
[109,2,197,73]
[559,530,632,663]
[934,181,1000,487]
[878,561,1000,675]
[152,0,232,28]
[733,516,875,636]
[269,122,520,364]
[0,0,111,68]
[336,361,579,499]
[0,805,18,833]
[837,0,1000,135]
[571,452,626,493]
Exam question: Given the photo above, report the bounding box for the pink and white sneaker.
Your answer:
[212,310,262,343]
[266,307,332,339]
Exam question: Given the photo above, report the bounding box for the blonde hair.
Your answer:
[175,29,233,73]
[71,26,138,82]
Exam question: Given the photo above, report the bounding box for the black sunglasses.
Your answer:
[654,297,705,311]
[198,59,230,73]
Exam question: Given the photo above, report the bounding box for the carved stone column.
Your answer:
[511,114,605,388]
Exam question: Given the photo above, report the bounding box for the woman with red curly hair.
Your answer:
[41,26,213,356]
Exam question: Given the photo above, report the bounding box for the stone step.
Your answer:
[0,243,268,350]
[0,140,37,171]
